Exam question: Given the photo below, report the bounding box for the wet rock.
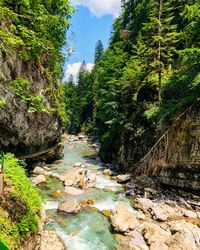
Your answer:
[43,166,51,171]
[87,173,96,188]
[33,166,45,175]
[87,199,94,205]
[53,160,63,165]
[103,169,113,176]
[78,133,86,140]
[64,187,84,196]
[40,231,66,250]
[64,168,87,189]
[32,175,46,186]
[116,174,131,183]
[58,199,81,214]
[51,190,64,198]
[73,162,82,168]
[102,210,111,217]
[110,204,140,232]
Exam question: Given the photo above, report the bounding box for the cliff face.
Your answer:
[0,50,62,158]
[101,102,200,191]
[158,102,200,191]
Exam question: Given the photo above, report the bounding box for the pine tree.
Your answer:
[142,0,179,102]
[94,40,104,64]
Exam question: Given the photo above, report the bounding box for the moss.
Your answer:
[0,154,42,249]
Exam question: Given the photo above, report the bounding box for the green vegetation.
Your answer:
[0,99,6,109]
[65,0,200,164]
[0,0,73,126]
[0,154,42,249]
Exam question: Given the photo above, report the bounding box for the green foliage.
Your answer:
[0,153,42,249]
[0,0,73,126]
[0,99,6,109]
[11,77,48,113]
[64,0,200,165]
[0,0,73,80]
[94,40,104,64]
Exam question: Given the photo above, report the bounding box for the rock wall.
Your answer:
[101,102,200,192]
[0,50,62,158]
[158,102,200,191]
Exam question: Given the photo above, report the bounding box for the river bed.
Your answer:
[37,138,132,250]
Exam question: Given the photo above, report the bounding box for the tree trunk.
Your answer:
[0,164,3,194]
[158,0,163,103]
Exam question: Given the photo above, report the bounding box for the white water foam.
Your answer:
[43,201,59,210]
[55,225,108,250]
[95,175,122,191]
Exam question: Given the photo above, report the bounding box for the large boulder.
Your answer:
[58,199,81,214]
[110,204,140,232]
[73,162,82,168]
[63,168,96,189]
[64,168,87,189]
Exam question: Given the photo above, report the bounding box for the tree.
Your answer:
[142,0,179,102]
[94,40,104,64]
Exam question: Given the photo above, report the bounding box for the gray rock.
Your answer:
[32,175,46,186]
[129,230,149,250]
[116,174,131,183]
[40,231,66,250]
[110,204,140,232]
[58,199,81,214]
[103,169,113,176]
[33,167,45,175]
[64,187,84,196]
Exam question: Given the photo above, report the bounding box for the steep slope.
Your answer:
[0,50,62,157]
[0,0,73,158]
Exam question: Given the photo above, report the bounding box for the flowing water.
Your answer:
[37,138,132,250]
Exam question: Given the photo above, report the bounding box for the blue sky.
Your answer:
[64,0,121,81]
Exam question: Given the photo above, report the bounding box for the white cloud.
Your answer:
[71,0,121,17]
[64,62,94,83]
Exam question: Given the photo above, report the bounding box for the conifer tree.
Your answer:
[94,40,104,64]
[142,0,179,102]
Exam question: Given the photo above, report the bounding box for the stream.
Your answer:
[37,137,133,250]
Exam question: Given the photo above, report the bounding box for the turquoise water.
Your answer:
[37,140,132,250]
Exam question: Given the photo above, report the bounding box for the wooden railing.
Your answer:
[133,101,198,176]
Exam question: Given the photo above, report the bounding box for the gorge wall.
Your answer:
[101,102,200,192]
[158,102,200,191]
[0,50,62,159]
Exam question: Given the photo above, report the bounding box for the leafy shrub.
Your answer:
[0,154,42,249]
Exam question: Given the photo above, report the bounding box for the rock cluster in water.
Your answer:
[32,134,200,250]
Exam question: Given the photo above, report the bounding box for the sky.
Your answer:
[64,0,121,82]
